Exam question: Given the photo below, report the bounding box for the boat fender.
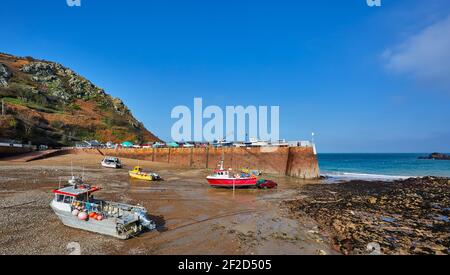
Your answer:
[96,215,103,221]
[72,209,79,216]
[78,212,88,221]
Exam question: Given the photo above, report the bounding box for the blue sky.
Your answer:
[1,0,450,152]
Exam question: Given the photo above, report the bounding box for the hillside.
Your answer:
[0,53,161,146]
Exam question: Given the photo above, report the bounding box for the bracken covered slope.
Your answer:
[0,53,161,146]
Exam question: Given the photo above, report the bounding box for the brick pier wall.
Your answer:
[79,146,320,179]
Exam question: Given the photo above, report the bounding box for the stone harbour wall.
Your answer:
[79,146,320,179]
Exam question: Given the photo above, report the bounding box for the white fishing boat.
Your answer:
[101,156,122,169]
[50,176,156,239]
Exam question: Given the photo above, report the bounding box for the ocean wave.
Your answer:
[321,172,411,182]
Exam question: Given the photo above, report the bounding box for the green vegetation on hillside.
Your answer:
[0,53,160,146]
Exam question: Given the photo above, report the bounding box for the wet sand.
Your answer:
[0,153,336,255]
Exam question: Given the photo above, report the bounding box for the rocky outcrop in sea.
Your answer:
[419,153,450,161]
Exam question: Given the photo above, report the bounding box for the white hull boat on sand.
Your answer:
[101,157,122,169]
[50,176,156,239]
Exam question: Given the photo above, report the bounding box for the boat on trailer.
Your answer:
[50,176,156,239]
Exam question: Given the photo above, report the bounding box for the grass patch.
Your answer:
[1,96,63,114]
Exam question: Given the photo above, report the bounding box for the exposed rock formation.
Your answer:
[0,53,161,146]
[0,63,12,87]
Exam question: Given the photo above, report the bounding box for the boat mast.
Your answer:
[220,131,233,171]
[221,145,225,170]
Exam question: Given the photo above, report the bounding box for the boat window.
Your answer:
[75,195,85,202]
[56,194,64,202]
[64,196,73,204]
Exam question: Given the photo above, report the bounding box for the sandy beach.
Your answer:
[1,152,448,255]
[0,152,335,255]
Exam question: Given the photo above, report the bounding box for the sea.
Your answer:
[318,153,450,181]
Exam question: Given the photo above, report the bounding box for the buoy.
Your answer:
[93,213,98,220]
[78,212,88,221]
[89,212,96,218]
[96,215,103,221]
[72,209,79,216]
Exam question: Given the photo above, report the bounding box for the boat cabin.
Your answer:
[131,166,143,173]
[103,157,121,164]
[52,183,101,212]
[212,169,232,178]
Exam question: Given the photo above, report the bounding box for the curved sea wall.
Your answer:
[286,146,320,179]
[79,146,320,179]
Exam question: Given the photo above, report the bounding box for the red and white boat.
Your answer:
[206,161,258,188]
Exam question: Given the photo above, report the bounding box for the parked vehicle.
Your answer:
[121,141,134,148]
[233,142,246,147]
[248,138,269,147]
[256,179,278,189]
[212,139,233,147]
[167,142,180,148]
[152,142,166,148]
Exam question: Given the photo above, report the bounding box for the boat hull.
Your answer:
[129,172,153,181]
[102,163,121,169]
[51,204,131,239]
[206,177,258,188]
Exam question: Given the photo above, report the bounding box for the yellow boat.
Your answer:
[129,166,161,181]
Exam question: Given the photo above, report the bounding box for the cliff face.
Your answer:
[0,53,161,146]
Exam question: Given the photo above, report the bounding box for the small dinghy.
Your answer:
[50,176,156,239]
[101,156,122,169]
[129,166,161,181]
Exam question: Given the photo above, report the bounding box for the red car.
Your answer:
[256,179,278,189]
